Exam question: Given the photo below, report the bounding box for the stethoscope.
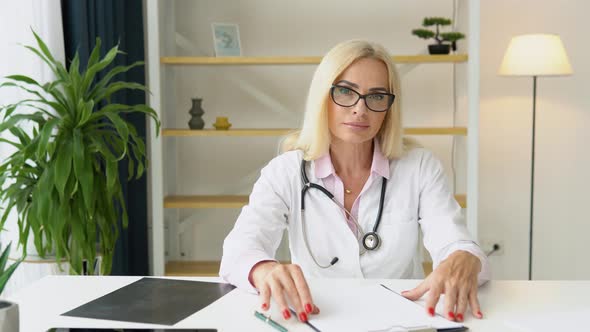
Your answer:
[300,159,387,268]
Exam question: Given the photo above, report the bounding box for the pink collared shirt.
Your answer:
[314,140,389,236]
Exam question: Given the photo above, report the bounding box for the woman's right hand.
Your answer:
[250,261,320,322]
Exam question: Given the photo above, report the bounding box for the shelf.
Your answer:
[162,127,467,137]
[146,1,480,279]
[165,260,433,276]
[165,194,467,209]
[160,54,468,65]
[166,261,221,277]
[163,128,295,137]
[164,195,248,209]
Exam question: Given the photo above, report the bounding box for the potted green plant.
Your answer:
[0,243,21,332]
[412,17,465,54]
[0,31,160,276]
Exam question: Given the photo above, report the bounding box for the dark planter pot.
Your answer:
[428,44,451,55]
[0,300,19,332]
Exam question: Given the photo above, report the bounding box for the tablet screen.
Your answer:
[48,329,217,332]
[61,278,235,326]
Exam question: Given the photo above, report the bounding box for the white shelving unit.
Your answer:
[144,0,480,276]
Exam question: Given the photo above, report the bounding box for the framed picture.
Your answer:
[211,23,242,57]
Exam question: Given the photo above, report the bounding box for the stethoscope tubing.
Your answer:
[300,159,386,268]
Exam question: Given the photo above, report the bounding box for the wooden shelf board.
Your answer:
[405,127,467,136]
[164,195,248,209]
[162,128,295,137]
[160,54,468,65]
[166,261,221,276]
[165,194,467,209]
[162,127,467,137]
[165,260,433,277]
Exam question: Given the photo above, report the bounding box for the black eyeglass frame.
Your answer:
[330,84,396,112]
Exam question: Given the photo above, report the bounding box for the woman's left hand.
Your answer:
[401,250,483,322]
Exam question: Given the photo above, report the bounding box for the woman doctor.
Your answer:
[220,39,490,324]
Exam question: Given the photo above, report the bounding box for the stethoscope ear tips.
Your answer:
[330,257,339,266]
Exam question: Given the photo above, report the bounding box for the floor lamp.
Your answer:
[499,34,573,280]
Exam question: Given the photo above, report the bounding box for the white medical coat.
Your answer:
[220,148,490,293]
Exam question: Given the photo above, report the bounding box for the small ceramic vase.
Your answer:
[213,116,232,130]
[188,98,205,129]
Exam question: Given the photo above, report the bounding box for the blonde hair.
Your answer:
[281,39,416,160]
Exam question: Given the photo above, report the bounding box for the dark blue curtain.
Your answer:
[61,0,149,275]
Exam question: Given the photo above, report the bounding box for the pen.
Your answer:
[254,310,288,332]
[289,308,322,332]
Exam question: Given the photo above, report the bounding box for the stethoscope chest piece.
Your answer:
[362,232,381,251]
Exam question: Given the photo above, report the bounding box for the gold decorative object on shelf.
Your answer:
[213,116,232,130]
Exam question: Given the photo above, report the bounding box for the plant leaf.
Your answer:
[94,82,148,104]
[5,74,41,86]
[35,117,59,161]
[54,139,72,201]
[80,43,119,96]
[104,112,129,160]
[0,243,12,272]
[31,29,69,80]
[0,260,21,295]
[86,61,144,99]
[86,37,102,69]
[72,129,94,212]
[0,113,44,134]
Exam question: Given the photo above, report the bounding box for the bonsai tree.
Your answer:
[0,31,160,275]
[412,17,465,53]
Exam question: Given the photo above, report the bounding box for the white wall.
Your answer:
[0,0,65,296]
[480,0,590,279]
[163,0,469,263]
[164,0,590,280]
[3,0,587,282]
[0,0,64,257]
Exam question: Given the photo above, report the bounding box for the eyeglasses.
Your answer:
[330,85,395,112]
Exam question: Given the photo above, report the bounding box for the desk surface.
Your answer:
[8,276,590,332]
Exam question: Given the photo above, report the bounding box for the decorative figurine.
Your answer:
[213,116,232,130]
[188,98,205,129]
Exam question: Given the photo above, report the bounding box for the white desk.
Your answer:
[8,275,590,332]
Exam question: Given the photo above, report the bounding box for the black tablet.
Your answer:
[48,329,217,332]
[61,278,235,326]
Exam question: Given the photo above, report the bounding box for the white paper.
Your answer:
[309,283,463,332]
[502,307,590,332]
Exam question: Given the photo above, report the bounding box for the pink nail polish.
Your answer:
[261,303,268,310]
[305,303,312,314]
[448,311,455,320]
[428,307,435,316]
[457,313,464,322]
[477,310,483,318]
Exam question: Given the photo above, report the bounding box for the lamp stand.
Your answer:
[529,75,537,281]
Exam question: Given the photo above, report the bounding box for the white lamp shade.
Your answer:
[499,34,573,76]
